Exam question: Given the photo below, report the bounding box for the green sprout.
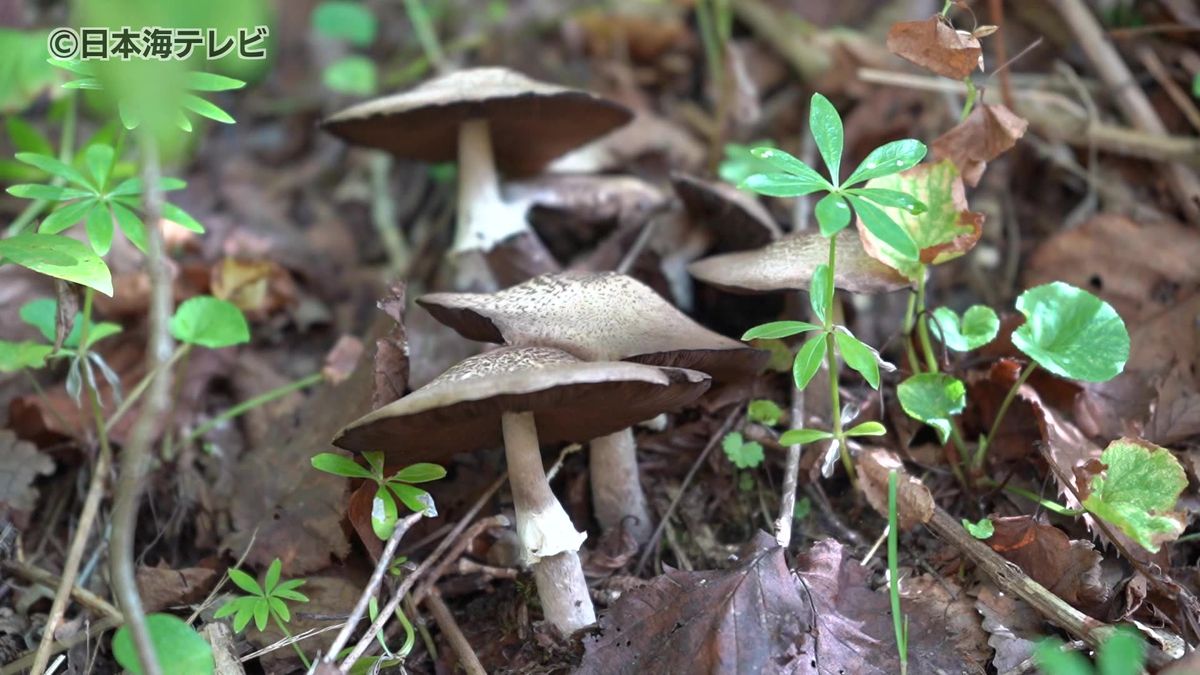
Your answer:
[311,452,445,539]
[214,559,311,667]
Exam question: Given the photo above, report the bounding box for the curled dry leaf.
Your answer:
[0,429,54,529]
[373,284,410,409]
[976,585,1045,673]
[985,515,1108,608]
[856,448,933,531]
[210,257,297,318]
[886,16,982,80]
[931,104,1028,186]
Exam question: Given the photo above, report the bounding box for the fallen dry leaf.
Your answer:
[210,257,297,318]
[887,16,982,80]
[0,429,54,530]
[856,448,933,531]
[931,104,1028,186]
[136,564,218,613]
[985,515,1108,608]
[321,335,363,386]
[578,532,815,674]
[976,585,1045,673]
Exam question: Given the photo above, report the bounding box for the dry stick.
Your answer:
[924,508,1173,670]
[1137,46,1200,134]
[108,132,172,675]
[1047,0,1200,225]
[337,472,507,672]
[615,204,673,275]
[413,515,510,603]
[636,407,742,575]
[0,617,123,675]
[1,560,123,621]
[322,511,425,664]
[987,0,1015,110]
[423,589,486,675]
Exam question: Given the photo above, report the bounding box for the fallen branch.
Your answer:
[423,589,486,675]
[1,560,123,622]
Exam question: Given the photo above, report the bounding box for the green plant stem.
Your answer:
[988,481,1084,517]
[273,615,312,669]
[974,361,1037,469]
[960,77,978,122]
[823,236,854,482]
[941,0,954,15]
[902,291,921,374]
[914,268,938,373]
[402,0,446,73]
[104,344,191,434]
[183,372,324,447]
[5,93,78,238]
[887,470,908,675]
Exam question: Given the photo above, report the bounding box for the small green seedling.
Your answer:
[721,431,764,470]
[962,517,993,540]
[0,299,124,403]
[1034,626,1145,675]
[887,470,909,675]
[313,1,379,96]
[747,399,783,426]
[214,558,311,667]
[311,451,445,539]
[930,304,999,352]
[897,372,965,445]
[112,613,214,675]
[1081,438,1186,552]
[169,296,251,349]
[719,140,777,186]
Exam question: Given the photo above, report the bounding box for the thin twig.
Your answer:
[1137,46,1200,134]
[1,560,123,621]
[0,617,122,675]
[423,589,486,675]
[413,515,510,603]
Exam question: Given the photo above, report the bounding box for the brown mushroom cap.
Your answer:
[417,272,768,380]
[333,346,710,463]
[687,229,910,295]
[322,67,633,176]
[671,173,781,251]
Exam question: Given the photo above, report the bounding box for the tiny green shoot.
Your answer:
[311,452,445,539]
[213,559,311,668]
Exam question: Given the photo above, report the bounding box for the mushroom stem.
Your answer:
[500,411,595,633]
[589,428,653,545]
[455,119,530,254]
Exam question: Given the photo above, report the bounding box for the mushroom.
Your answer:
[671,172,782,252]
[417,272,767,544]
[322,67,632,285]
[334,346,710,633]
[687,229,910,295]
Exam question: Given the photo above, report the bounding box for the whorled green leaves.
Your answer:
[1082,438,1186,553]
[1012,282,1129,383]
[311,451,443,539]
[931,305,999,352]
[0,232,112,295]
[898,372,966,444]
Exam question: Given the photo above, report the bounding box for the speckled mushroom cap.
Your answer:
[688,229,910,294]
[333,346,710,464]
[322,67,633,176]
[417,272,768,381]
[671,173,781,251]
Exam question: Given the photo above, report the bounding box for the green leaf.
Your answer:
[389,482,435,515]
[931,305,999,352]
[213,596,248,620]
[313,0,379,46]
[15,152,92,189]
[748,147,831,188]
[392,463,447,484]
[741,172,828,198]
[718,141,777,186]
[834,331,880,389]
[269,597,290,623]
[112,614,214,675]
[778,428,833,445]
[82,322,121,349]
[1012,282,1130,382]
[721,431,764,469]
[844,421,886,437]
[846,194,918,262]
[1082,438,1186,553]
[814,192,852,237]
[264,559,282,594]
[1096,627,1145,675]
[163,202,204,233]
[809,264,831,325]
[39,198,98,235]
[19,298,59,342]
[7,183,92,201]
[323,56,377,96]
[808,93,844,184]
[253,599,269,631]
[84,143,114,190]
[844,139,927,186]
[962,518,994,540]
[0,340,53,372]
[741,320,822,340]
[183,94,236,124]
[84,203,112,256]
[362,450,385,476]
[232,602,254,633]
[792,336,825,391]
[6,117,53,156]
[846,187,926,214]
[311,452,374,479]
[747,399,783,426]
[227,568,263,597]
[372,483,399,540]
[170,296,251,349]
[109,201,148,253]
[1034,639,1092,675]
[186,72,246,92]
[273,588,309,603]
[897,373,966,444]
[108,177,145,197]
[0,233,113,296]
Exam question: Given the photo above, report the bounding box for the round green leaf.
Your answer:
[1082,438,1186,553]
[0,340,53,372]
[312,0,378,46]
[169,296,250,348]
[323,56,377,95]
[112,613,214,675]
[1012,282,1129,382]
[931,305,999,352]
[722,431,765,469]
[962,518,994,540]
[0,233,113,296]
[747,399,783,426]
[897,373,966,445]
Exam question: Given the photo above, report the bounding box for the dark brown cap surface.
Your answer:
[672,173,781,251]
[322,67,632,176]
[418,272,768,381]
[333,346,710,464]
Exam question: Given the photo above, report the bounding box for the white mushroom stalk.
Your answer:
[501,411,595,633]
[589,428,653,544]
[455,119,534,254]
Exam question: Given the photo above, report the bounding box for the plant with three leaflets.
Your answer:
[311,451,445,539]
[214,559,311,667]
[0,298,124,404]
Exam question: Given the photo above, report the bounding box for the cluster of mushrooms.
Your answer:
[321,67,905,634]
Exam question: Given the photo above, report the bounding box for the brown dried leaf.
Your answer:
[578,532,815,674]
[0,430,54,529]
[976,585,1045,673]
[887,16,982,80]
[136,564,218,613]
[210,257,296,318]
[931,104,1028,186]
[321,335,363,387]
[857,449,933,531]
[985,515,1108,607]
